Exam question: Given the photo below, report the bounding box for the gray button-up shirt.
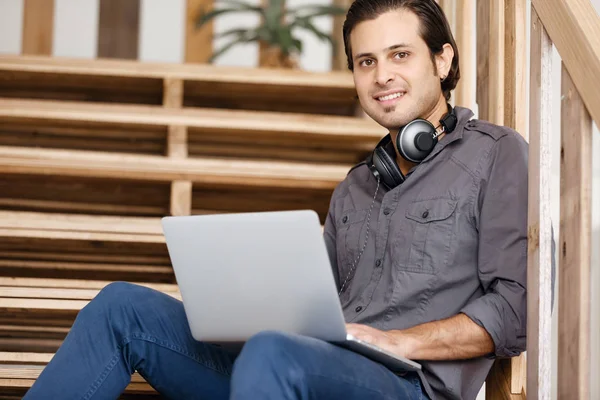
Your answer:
[323,107,528,400]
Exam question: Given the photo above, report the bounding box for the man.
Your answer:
[24,1,528,399]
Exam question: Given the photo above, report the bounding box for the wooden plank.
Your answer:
[332,0,353,71]
[185,0,214,63]
[22,0,55,56]
[504,1,528,393]
[486,358,526,400]
[163,78,184,108]
[0,54,355,89]
[558,63,592,400]
[455,0,475,109]
[476,0,490,121]
[0,277,177,293]
[504,0,528,137]
[0,145,349,190]
[0,287,181,301]
[531,0,600,127]
[0,98,385,143]
[488,0,505,125]
[526,8,553,400]
[97,0,141,59]
[163,78,192,216]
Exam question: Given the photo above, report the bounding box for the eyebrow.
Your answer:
[354,43,412,60]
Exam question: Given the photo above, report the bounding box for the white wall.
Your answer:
[0,0,23,55]
[53,0,99,58]
[138,0,185,63]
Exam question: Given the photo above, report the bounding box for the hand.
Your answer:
[346,323,412,358]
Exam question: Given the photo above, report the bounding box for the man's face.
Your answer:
[350,10,445,130]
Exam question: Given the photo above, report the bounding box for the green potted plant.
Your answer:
[196,0,347,68]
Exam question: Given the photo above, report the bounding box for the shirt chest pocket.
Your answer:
[335,209,368,282]
[394,198,458,274]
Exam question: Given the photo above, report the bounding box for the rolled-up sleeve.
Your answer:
[460,133,528,358]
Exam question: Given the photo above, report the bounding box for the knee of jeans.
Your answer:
[78,282,146,323]
[235,331,303,377]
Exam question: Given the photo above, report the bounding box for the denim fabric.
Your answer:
[24,282,426,400]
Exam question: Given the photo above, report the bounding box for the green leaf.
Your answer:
[293,18,335,45]
[196,8,245,27]
[209,31,260,62]
[214,27,257,40]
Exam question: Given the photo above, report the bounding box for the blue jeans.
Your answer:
[24,282,427,400]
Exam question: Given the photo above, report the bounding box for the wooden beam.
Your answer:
[504,0,527,136]
[163,78,192,216]
[504,1,528,392]
[97,0,141,59]
[22,0,55,56]
[526,8,553,400]
[558,63,592,400]
[486,358,527,400]
[185,0,214,63]
[531,0,600,127]
[488,0,505,125]
[454,0,475,109]
[332,0,353,71]
[476,0,490,121]
[0,145,349,190]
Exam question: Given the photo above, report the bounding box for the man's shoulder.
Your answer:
[464,118,527,146]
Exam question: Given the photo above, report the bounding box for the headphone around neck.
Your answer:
[367,104,458,190]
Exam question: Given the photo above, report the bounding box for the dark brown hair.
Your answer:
[342,0,460,101]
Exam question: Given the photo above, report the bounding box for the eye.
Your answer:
[359,59,375,67]
[394,52,409,59]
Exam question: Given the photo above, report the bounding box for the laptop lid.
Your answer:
[161,210,347,343]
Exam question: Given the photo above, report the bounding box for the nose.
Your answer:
[375,62,394,86]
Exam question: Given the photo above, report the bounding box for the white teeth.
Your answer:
[378,92,404,101]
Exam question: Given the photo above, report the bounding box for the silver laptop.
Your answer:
[161,210,421,373]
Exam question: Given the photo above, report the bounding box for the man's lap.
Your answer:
[96,282,426,399]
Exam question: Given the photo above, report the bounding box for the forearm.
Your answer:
[394,313,494,360]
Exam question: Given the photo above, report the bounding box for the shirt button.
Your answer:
[422,211,429,219]
[342,216,348,223]
[383,208,391,215]
[355,306,363,312]
[375,259,382,267]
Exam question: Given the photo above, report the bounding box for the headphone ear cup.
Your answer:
[396,119,437,163]
[372,146,405,189]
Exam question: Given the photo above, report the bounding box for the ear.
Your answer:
[436,43,454,79]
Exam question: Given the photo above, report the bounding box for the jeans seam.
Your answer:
[81,351,121,400]
[79,332,232,400]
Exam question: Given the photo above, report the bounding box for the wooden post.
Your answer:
[454,0,475,109]
[476,0,490,121]
[185,0,214,63]
[488,0,505,125]
[163,78,192,216]
[97,0,141,60]
[558,64,592,400]
[22,0,55,56]
[526,7,553,400]
[504,0,527,137]
[332,0,353,71]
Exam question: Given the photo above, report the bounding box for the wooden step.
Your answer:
[0,98,382,143]
[0,278,181,352]
[0,145,350,190]
[0,54,359,116]
[0,211,172,283]
[0,352,158,397]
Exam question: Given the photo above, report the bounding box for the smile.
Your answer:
[376,92,405,102]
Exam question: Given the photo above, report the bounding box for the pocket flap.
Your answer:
[337,209,367,226]
[405,198,457,223]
